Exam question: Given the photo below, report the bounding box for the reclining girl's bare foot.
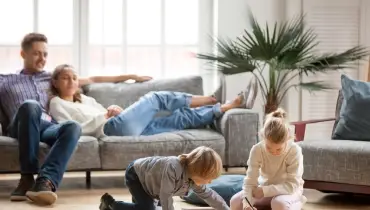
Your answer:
[220,92,247,112]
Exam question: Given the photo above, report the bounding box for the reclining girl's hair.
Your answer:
[47,64,82,110]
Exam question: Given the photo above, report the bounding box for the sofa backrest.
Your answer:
[82,76,204,109]
[331,90,343,137]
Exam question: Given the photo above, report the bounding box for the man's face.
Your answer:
[21,41,48,72]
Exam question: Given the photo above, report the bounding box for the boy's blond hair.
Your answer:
[261,108,293,144]
[179,146,222,180]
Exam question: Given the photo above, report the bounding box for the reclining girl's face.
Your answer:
[54,67,79,97]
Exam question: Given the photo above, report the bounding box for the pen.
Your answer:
[244,197,253,208]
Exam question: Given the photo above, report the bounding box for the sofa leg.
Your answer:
[224,166,229,172]
[86,171,91,189]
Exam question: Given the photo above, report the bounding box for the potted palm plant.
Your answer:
[197,13,369,115]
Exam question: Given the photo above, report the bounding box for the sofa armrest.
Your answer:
[214,109,259,167]
[290,118,336,142]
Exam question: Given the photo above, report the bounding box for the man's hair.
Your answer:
[179,146,223,180]
[21,33,48,51]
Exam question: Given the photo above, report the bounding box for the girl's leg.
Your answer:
[270,192,304,210]
[230,191,244,210]
[103,91,191,136]
[141,104,221,135]
[190,95,217,108]
[140,94,245,135]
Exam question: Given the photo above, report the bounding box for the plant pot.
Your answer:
[264,93,279,115]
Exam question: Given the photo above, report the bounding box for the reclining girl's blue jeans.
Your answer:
[103,91,222,136]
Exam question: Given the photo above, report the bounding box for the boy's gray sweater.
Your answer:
[133,156,230,210]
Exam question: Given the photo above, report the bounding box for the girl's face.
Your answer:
[265,140,286,156]
[53,68,79,98]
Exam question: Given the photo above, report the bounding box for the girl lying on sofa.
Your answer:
[48,64,251,138]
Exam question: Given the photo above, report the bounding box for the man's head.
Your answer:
[20,33,48,73]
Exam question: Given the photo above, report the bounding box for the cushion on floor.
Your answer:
[181,174,245,206]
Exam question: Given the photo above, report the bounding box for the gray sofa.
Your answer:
[0,76,259,187]
[292,90,370,194]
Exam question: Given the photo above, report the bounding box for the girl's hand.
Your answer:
[107,105,123,117]
[135,75,152,82]
[252,187,264,199]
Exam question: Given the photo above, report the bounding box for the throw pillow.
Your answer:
[181,174,245,206]
[332,74,370,140]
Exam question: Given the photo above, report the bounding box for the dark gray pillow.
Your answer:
[332,74,370,140]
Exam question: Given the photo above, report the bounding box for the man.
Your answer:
[0,33,152,205]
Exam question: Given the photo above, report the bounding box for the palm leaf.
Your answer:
[278,81,332,104]
[197,37,256,75]
[196,9,369,113]
[296,46,369,75]
[298,81,332,92]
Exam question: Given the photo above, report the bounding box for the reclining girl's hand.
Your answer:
[107,105,123,117]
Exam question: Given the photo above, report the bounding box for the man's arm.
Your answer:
[78,74,152,87]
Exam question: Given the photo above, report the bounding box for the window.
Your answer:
[0,0,212,82]
[0,0,74,73]
[298,0,362,140]
[86,0,205,79]
[0,0,33,73]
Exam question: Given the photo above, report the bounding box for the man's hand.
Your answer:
[244,207,257,210]
[134,75,152,82]
[252,187,264,199]
[106,105,123,118]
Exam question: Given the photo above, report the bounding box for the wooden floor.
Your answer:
[0,171,369,210]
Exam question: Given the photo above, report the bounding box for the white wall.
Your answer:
[215,0,288,123]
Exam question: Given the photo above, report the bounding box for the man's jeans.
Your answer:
[103,91,222,136]
[113,161,157,210]
[8,100,81,189]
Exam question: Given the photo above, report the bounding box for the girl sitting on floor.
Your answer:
[230,108,306,210]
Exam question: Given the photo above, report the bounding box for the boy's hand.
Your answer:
[252,187,264,199]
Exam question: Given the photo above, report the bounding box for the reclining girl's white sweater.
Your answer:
[49,95,108,137]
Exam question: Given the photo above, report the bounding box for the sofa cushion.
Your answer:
[0,136,101,172]
[82,76,204,109]
[297,140,370,186]
[182,174,245,206]
[332,74,370,140]
[99,129,225,170]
